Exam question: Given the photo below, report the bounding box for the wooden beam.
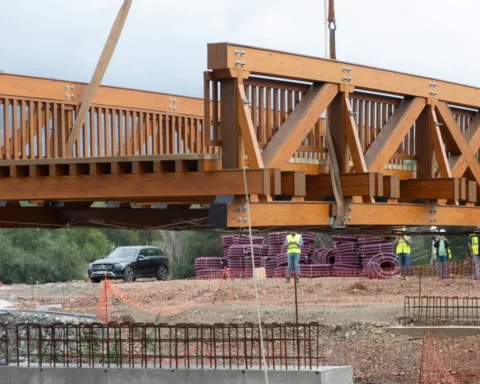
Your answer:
[306,173,378,200]
[222,202,332,228]
[365,97,426,172]
[451,112,480,177]
[0,169,272,201]
[0,74,209,117]
[65,0,132,156]
[220,78,243,168]
[415,105,434,178]
[347,203,480,226]
[328,93,349,172]
[400,178,460,201]
[280,171,306,196]
[207,43,480,108]
[344,94,368,172]
[430,108,452,177]
[237,84,264,168]
[436,102,480,185]
[383,175,400,199]
[262,83,338,168]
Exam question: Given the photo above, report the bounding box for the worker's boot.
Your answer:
[286,276,291,283]
[296,275,300,283]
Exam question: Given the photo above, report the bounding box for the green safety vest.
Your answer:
[470,235,479,255]
[286,234,302,254]
[396,236,411,254]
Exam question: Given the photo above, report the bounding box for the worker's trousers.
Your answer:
[397,252,413,277]
[287,253,300,277]
[473,255,480,280]
[436,255,448,279]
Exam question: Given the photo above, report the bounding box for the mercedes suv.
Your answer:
[88,246,169,283]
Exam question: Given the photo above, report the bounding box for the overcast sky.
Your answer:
[0,0,477,98]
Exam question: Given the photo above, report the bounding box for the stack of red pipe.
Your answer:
[194,257,225,278]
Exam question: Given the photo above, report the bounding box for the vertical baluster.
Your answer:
[12,99,19,159]
[28,101,38,159]
[119,109,125,156]
[165,115,170,155]
[89,107,95,157]
[112,109,118,156]
[258,87,264,146]
[280,88,286,126]
[105,108,111,156]
[4,98,10,160]
[20,100,27,159]
[266,88,272,142]
[273,89,279,135]
[159,114,164,155]
[45,102,52,158]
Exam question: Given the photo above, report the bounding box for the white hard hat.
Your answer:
[439,229,446,233]
[430,226,438,232]
[402,226,407,232]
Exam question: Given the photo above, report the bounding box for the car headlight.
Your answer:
[88,263,93,270]
[113,263,126,270]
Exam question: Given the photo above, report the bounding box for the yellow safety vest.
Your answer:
[470,235,479,255]
[396,236,411,254]
[286,234,302,254]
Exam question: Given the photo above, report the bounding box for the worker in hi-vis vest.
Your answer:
[433,229,452,279]
[468,230,480,280]
[394,227,413,279]
[284,232,304,283]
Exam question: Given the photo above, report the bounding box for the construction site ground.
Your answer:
[0,278,405,324]
[5,278,477,382]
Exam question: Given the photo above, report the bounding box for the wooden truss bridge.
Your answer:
[1,42,480,231]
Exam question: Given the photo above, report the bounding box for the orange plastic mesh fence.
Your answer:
[420,334,480,384]
[97,260,480,322]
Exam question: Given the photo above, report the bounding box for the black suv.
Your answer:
[88,246,169,283]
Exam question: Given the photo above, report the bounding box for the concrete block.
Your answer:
[0,365,354,384]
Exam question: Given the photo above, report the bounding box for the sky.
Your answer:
[0,0,477,99]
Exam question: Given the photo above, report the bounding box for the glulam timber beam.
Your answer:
[399,178,462,201]
[208,43,480,108]
[365,97,426,172]
[305,173,381,200]
[210,202,332,228]
[262,83,338,168]
[0,74,208,116]
[383,176,401,199]
[450,112,480,177]
[436,102,480,185]
[0,168,275,202]
[211,201,480,228]
[280,171,306,197]
[345,203,480,227]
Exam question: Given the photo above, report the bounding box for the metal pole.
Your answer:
[294,272,300,368]
[418,268,422,298]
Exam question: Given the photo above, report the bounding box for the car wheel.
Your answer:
[157,265,168,281]
[91,278,101,284]
[123,266,135,282]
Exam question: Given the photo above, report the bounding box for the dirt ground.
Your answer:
[1,278,473,383]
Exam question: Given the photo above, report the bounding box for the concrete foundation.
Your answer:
[0,366,353,384]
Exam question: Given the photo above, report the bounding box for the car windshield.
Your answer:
[106,248,137,259]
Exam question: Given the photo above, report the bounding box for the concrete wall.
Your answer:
[0,366,353,384]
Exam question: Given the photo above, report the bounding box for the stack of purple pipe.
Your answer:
[244,245,269,271]
[310,235,400,279]
[194,257,224,278]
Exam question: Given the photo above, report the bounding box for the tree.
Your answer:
[170,231,223,279]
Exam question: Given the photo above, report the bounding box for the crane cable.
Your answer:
[324,0,345,227]
[328,0,337,60]
[243,166,269,384]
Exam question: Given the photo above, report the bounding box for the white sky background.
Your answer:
[0,0,477,98]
